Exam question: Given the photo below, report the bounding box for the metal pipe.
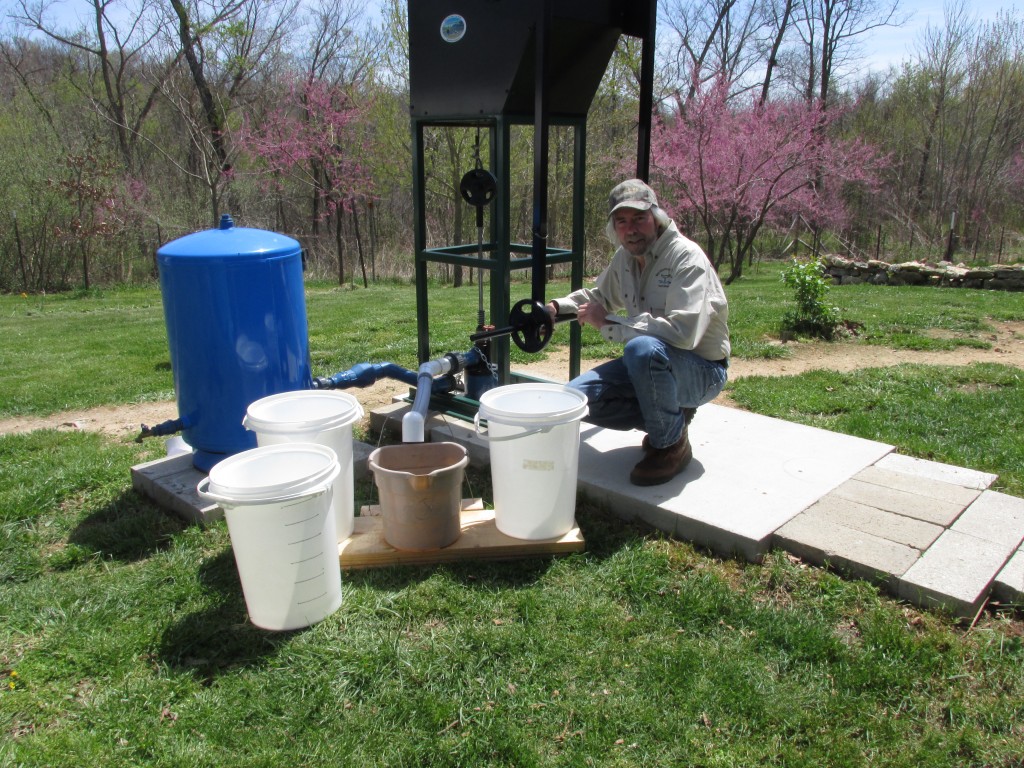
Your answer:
[531,0,552,306]
[135,417,187,443]
[313,362,420,390]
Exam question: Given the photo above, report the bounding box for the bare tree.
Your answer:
[949,12,1024,234]
[910,1,973,216]
[164,0,297,225]
[299,0,380,86]
[794,0,902,107]
[8,0,178,174]
[661,0,740,104]
[759,0,796,103]
[294,0,382,250]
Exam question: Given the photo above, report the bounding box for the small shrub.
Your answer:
[780,258,843,340]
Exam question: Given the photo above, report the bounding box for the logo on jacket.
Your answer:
[656,269,672,288]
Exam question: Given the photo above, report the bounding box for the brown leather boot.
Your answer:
[630,429,693,486]
[641,409,697,453]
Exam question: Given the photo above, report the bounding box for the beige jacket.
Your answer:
[552,221,730,361]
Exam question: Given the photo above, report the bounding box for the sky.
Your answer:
[861,0,1018,73]
[3,0,1019,75]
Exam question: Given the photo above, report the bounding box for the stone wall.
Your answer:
[822,254,1024,291]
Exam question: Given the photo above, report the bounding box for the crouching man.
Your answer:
[547,179,730,486]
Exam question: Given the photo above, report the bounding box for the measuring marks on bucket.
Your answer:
[284,503,334,606]
[197,442,343,631]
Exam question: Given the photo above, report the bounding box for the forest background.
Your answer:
[1,0,1022,294]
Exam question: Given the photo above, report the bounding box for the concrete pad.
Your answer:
[993,546,1024,605]
[130,452,220,525]
[853,465,982,507]
[426,415,491,468]
[874,453,997,490]
[899,530,1019,618]
[949,491,1024,546]
[773,510,921,590]
[575,403,894,561]
[786,494,944,550]
[830,478,969,527]
[369,400,411,438]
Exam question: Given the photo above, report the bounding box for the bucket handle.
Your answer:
[473,413,556,442]
[197,476,330,506]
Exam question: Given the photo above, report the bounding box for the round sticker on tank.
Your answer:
[440,14,467,43]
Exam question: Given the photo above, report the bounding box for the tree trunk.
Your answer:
[760,0,794,105]
[169,0,229,225]
[80,242,90,290]
[335,211,346,285]
[352,200,368,288]
[368,200,377,281]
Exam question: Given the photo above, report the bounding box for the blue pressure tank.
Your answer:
[157,214,312,471]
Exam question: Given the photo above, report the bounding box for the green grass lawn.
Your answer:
[2,269,1024,766]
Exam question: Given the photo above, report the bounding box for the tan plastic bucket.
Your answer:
[367,442,468,551]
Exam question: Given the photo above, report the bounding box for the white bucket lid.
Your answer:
[477,383,588,426]
[243,390,364,435]
[201,443,339,503]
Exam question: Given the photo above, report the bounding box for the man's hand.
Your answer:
[576,301,609,331]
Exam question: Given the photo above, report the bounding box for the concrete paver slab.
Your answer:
[993,547,1024,605]
[899,529,1019,617]
[130,453,220,525]
[353,440,373,481]
[949,491,1024,546]
[576,404,893,560]
[357,399,1023,616]
[773,511,920,590]
[874,453,997,490]
[853,465,982,507]
[786,494,944,550]
[831,478,968,526]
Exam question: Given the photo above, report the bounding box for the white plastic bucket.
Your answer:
[197,443,342,631]
[475,384,588,540]
[243,390,364,541]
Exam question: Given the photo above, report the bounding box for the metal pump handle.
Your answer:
[469,298,556,353]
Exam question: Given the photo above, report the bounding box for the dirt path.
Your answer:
[2,321,1021,440]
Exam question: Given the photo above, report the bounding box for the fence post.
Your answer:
[943,212,957,262]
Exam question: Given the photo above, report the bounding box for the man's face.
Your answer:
[612,207,658,256]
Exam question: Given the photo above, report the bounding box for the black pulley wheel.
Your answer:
[459,168,497,208]
[508,299,554,353]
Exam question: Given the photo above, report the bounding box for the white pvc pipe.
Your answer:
[401,357,453,442]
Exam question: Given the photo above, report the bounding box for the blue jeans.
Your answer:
[567,335,727,450]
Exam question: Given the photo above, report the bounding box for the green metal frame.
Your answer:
[412,113,587,388]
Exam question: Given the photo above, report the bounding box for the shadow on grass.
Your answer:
[340,496,654,595]
[153,477,657,682]
[157,548,296,682]
[66,489,188,564]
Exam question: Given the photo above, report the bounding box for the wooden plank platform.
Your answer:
[339,499,585,569]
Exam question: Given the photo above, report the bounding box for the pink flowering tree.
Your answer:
[239,77,373,285]
[653,77,886,283]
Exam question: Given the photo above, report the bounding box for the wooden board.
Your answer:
[339,499,585,569]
